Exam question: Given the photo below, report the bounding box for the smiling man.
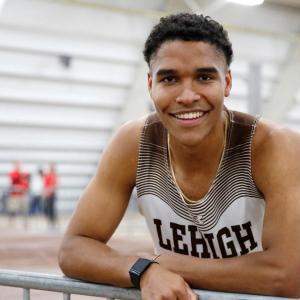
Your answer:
[59,13,300,299]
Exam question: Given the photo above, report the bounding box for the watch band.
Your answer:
[129,258,158,289]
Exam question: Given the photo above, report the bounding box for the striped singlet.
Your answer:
[136,110,265,259]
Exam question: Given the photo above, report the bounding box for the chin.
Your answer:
[173,131,208,147]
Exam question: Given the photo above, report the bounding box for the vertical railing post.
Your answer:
[63,292,71,300]
[23,288,30,300]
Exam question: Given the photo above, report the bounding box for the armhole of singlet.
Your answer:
[249,115,264,198]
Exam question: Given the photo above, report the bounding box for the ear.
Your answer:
[147,72,153,96]
[224,69,232,97]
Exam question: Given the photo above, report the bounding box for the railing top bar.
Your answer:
[0,269,140,300]
[0,269,295,300]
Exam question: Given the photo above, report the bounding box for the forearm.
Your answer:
[158,250,296,297]
[58,235,138,287]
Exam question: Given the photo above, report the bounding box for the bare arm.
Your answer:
[141,121,300,298]
[58,120,143,287]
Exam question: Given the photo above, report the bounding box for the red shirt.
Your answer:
[44,172,57,189]
[44,172,57,197]
[9,170,29,196]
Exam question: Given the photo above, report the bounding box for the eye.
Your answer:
[198,74,212,81]
[161,75,177,83]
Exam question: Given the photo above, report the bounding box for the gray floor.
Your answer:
[0,213,152,299]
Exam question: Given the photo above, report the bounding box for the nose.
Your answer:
[176,87,200,104]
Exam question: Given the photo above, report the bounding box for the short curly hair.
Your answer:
[143,13,233,68]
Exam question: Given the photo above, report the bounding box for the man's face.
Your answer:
[148,40,232,146]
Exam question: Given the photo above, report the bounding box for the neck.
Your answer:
[168,112,228,175]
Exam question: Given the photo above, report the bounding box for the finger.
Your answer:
[191,291,199,300]
[173,281,192,300]
[187,289,199,300]
[185,283,199,300]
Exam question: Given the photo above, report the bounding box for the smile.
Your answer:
[173,111,205,120]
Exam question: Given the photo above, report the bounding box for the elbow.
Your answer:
[259,249,300,298]
[278,273,300,298]
[58,236,77,278]
[269,267,300,298]
[57,247,68,276]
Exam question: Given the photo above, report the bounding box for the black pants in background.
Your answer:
[44,193,56,224]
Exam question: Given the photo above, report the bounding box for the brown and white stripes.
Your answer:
[136,109,263,232]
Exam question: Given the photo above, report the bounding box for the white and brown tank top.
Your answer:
[136,109,265,259]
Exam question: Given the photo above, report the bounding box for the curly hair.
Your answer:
[143,13,233,68]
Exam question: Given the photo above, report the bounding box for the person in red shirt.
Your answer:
[9,161,28,196]
[7,161,29,217]
[43,163,58,228]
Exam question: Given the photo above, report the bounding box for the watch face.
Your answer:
[129,258,156,289]
[130,268,141,276]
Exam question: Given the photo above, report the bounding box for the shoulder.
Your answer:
[252,118,300,194]
[110,115,148,155]
[108,112,162,154]
[253,118,300,163]
[95,115,148,188]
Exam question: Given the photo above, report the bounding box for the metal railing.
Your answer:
[0,269,294,300]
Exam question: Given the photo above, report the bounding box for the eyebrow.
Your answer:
[195,67,218,73]
[156,69,177,77]
[155,67,219,77]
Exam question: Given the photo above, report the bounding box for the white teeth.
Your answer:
[174,111,204,120]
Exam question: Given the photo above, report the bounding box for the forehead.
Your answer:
[150,40,226,73]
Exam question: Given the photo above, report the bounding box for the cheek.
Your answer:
[151,88,173,111]
[206,85,226,102]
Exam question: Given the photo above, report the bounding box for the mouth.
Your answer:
[170,110,207,120]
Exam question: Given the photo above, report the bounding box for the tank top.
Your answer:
[136,109,265,259]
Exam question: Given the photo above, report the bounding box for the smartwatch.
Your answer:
[129,258,158,289]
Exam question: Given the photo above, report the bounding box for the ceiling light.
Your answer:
[227,0,264,6]
[0,0,6,13]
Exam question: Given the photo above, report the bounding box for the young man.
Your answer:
[59,13,300,299]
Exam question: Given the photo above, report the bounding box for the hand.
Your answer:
[140,263,198,300]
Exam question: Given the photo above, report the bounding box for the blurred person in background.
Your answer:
[0,185,10,214]
[43,163,58,228]
[7,161,30,226]
[29,167,44,216]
